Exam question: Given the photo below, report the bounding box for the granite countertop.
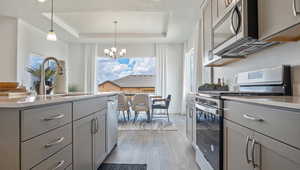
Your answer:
[222,96,300,110]
[0,92,119,109]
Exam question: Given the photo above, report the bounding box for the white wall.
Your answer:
[0,16,18,82]
[68,43,98,93]
[68,43,85,91]
[213,41,300,95]
[17,19,69,88]
[166,44,184,114]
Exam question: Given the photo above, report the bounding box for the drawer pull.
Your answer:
[52,160,65,170]
[43,114,65,121]
[44,137,65,148]
[251,139,260,168]
[243,114,264,122]
[245,136,252,164]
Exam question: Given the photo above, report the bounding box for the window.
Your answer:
[25,53,62,90]
[96,57,156,93]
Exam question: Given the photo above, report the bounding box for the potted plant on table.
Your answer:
[26,66,57,95]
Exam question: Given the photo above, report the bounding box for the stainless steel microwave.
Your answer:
[212,0,276,57]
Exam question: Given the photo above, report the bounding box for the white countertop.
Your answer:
[0,92,118,109]
[222,96,300,110]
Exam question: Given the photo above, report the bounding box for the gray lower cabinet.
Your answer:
[73,114,94,170]
[224,100,300,170]
[94,110,107,170]
[106,97,118,154]
[253,132,300,170]
[73,109,107,170]
[224,120,254,170]
[31,145,72,170]
[0,95,117,170]
[186,98,194,142]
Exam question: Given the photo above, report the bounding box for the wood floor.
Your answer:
[104,115,200,170]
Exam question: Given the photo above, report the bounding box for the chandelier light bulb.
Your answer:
[104,49,110,54]
[111,47,117,53]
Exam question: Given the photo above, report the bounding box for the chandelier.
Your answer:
[104,21,126,59]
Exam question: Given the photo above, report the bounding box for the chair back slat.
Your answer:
[165,95,172,108]
[132,94,150,112]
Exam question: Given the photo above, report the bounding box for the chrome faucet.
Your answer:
[39,57,64,95]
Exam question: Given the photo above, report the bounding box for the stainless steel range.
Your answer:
[194,65,291,170]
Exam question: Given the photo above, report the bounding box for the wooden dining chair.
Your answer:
[131,94,150,122]
[117,94,130,121]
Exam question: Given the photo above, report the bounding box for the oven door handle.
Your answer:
[195,103,220,116]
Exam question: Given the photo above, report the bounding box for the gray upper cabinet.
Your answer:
[203,0,212,59]
[73,114,94,170]
[259,0,300,40]
[212,0,219,26]
[224,120,254,170]
[202,0,213,64]
[93,110,107,170]
[212,0,236,27]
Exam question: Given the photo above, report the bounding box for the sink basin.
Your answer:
[47,93,92,98]
[61,93,91,97]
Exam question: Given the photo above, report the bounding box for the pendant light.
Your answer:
[47,0,57,41]
[104,21,126,59]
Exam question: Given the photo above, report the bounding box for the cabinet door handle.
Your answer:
[44,137,65,148]
[95,118,99,133]
[52,160,65,170]
[243,114,264,122]
[91,118,96,134]
[293,0,300,16]
[43,114,65,121]
[251,139,260,168]
[245,136,252,164]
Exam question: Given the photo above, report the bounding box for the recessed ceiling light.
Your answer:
[37,0,47,3]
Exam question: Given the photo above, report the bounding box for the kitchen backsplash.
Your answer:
[213,41,300,96]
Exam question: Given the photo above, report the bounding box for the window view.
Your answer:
[96,57,156,93]
[26,54,62,92]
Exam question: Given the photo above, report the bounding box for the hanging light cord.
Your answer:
[114,21,117,48]
[51,0,54,31]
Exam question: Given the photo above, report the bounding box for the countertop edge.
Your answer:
[221,96,300,111]
[0,92,119,109]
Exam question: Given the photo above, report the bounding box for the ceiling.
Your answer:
[0,0,204,43]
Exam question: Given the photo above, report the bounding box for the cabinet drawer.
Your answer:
[224,100,300,149]
[21,124,72,170]
[31,145,72,170]
[73,97,107,120]
[21,103,72,141]
[65,164,72,170]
